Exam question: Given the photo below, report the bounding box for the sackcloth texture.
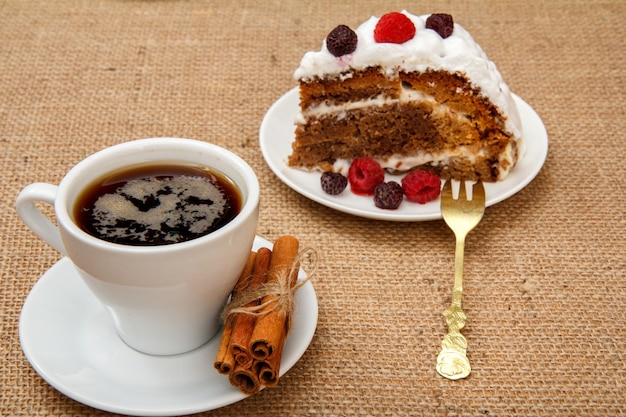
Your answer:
[1,1,625,416]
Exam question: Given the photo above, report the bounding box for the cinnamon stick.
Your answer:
[228,363,261,395]
[255,332,286,387]
[228,247,271,368]
[214,252,256,374]
[249,235,300,360]
[214,316,235,375]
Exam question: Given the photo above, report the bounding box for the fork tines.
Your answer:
[442,180,485,202]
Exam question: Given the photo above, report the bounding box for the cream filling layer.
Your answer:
[298,87,437,121]
[331,143,514,180]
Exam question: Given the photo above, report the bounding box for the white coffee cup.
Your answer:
[16,138,259,355]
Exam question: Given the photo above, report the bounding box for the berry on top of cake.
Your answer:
[288,11,523,182]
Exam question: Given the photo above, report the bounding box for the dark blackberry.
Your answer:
[373,181,403,210]
[326,25,358,57]
[320,171,348,195]
[425,13,454,39]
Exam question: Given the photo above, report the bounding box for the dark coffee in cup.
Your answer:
[74,163,241,246]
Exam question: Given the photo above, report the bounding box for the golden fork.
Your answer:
[436,180,485,380]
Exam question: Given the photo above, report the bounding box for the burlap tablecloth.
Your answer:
[1,1,624,416]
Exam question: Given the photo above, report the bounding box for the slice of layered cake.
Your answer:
[288,11,523,182]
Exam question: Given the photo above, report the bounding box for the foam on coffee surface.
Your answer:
[91,176,230,244]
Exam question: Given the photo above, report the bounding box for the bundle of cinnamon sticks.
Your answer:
[214,235,300,395]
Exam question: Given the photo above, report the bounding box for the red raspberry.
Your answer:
[348,157,385,195]
[326,25,358,57]
[373,181,403,210]
[425,13,454,39]
[374,12,416,44]
[401,170,442,204]
[320,171,348,195]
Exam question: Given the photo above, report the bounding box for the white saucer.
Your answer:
[260,87,549,221]
[19,236,318,416]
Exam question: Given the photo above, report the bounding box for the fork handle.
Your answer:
[436,236,471,380]
[452,237,466,306]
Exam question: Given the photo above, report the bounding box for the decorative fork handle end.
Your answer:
[436,300,471,380]
[437,346,471,380]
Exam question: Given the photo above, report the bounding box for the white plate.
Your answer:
[260,87,548,221]
[19,236,318,416]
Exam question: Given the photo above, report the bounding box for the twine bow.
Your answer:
[220,247,317,333]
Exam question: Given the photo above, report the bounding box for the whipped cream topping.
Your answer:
[294,11,522,138]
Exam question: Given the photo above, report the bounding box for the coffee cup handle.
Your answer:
[16,183,67,256]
